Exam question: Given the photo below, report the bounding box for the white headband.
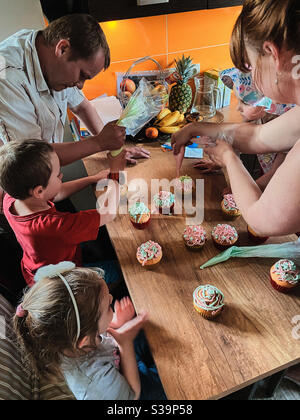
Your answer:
[34,262,81,342]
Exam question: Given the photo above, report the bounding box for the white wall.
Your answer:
[0,0,45,42]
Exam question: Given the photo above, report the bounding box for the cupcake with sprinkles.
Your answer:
[193,285,225,319]
[174,175,194,197]
[270,259,300,293]
[211,224,238,250]
[129,201,151,230]
[183,225,207,250]
[247,225,269,244]
[221,194,241,221]
[153,191,175,214]
[136,240,162,268]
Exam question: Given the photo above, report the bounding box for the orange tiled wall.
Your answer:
[83,6,242,101]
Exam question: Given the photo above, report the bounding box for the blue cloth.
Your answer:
[134,331,167,400]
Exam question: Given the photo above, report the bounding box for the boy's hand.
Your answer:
[90,169,110,184]
[109,297,136,329]
[107,149,127,174]
[107,311,148,346]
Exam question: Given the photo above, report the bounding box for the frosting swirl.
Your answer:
[271,259,300,285]
[183,225,207,246]
[212,224,238,244]
[129,201,150,223]
[137,240,162,266]
[193,285,225,311]
[153,191,175,207]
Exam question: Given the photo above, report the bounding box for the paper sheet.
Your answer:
[184,147,204,159]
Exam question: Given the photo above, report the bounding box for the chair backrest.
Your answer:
[0,293,75,400]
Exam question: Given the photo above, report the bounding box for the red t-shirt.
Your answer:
[3,194,100,286]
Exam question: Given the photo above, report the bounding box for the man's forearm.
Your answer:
[52,137,101,167]
[72,98,104,136]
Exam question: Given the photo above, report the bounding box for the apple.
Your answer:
[120,78,136,94]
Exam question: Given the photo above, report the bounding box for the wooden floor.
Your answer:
[254,378,300,400]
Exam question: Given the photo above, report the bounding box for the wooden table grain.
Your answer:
[83,100,300,400]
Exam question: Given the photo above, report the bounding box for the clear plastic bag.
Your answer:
[117,77,167,137]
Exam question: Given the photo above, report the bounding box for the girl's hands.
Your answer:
[109,297,135,329]
[107,311,148,346]
[203,138,235,168]
[125,147,150,165]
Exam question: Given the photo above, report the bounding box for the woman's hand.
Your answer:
[109,297,136,329]
[203,138,235,168]
[193,158,222,174]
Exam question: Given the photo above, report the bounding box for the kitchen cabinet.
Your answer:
[41,0,243,22]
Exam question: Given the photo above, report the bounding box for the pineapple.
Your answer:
[169,55,196,113]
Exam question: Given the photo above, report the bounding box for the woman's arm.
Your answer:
[255,153,286,191]
[172,106,300,155]
[206,139,300,236]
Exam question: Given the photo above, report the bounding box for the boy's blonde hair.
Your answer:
[13,268,103,382]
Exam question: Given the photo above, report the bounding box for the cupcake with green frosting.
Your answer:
[129,201,151,230]
[270,259,300,293]
[174,175,194,196]
[193,285,225,319]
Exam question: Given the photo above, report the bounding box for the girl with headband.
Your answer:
[13,262,166,400]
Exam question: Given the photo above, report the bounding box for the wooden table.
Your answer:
[84,100,300,400]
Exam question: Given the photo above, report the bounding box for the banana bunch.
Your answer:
[154,109,185,134]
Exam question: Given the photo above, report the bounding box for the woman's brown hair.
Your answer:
[231,0,300,72]
[13,268,103,382]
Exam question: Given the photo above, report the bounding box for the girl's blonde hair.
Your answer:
[231,0,300,73]
[13,268,103,382]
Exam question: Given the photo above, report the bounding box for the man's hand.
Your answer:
[125,147,150,165]
[203,138,235,168]
[97,121,126,152]
[109,297,136,329]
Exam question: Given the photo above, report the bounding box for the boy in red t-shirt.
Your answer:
[0,139,125,286]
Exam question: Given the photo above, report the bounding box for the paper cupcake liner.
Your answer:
[131,218,151,230]
[184,242,205,251]
[212,238,238,251]
[158,203,174,215]
[270,277,293,294]
[247,228,269,244]
[193,303,223,319]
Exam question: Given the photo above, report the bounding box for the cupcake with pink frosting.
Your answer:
[221,194,241,221]
[183,225,207,250]
[136,240,162,268]
[211,224,238,250]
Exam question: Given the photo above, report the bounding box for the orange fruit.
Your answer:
[120,78,136,94]
[145,127,159,139]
